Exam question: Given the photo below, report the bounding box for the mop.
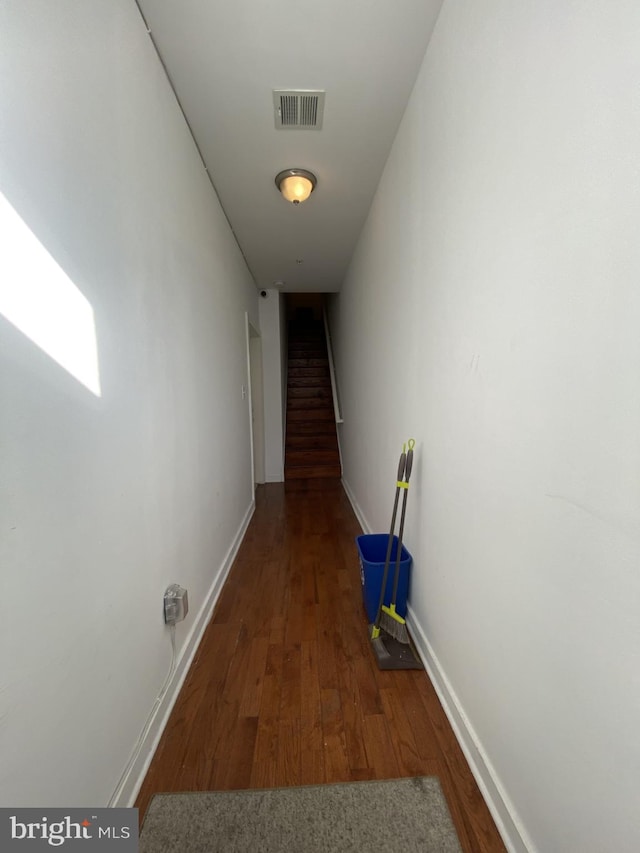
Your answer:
[370,439,423,670]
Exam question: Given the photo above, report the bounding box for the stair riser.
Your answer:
[286,435,338,450]
[286,409,334,422]
[285,465,342,480]
[286,421,337,435]
[287,398,334,410]
[287,372,331,388]
[288,358,328,369]
[288,339,325,349]
[286,450,340,464]
[288,367,329,378]
[288,387,332,399]
[289,350,326,360]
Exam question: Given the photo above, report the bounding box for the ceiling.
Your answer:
[137,0,443,292]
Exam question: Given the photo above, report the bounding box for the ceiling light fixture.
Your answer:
[275,169,317,205]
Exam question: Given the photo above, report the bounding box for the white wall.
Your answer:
[0,0,258,807]
[258,289,285,481]
[331,2,640,851]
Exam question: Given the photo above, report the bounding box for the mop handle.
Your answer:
[390,440,414,604]
[373,446,406,630]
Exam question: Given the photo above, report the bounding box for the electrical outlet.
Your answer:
[164,584,188,625]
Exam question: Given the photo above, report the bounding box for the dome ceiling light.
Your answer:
[275,169,317,205]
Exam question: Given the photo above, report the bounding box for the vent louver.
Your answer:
[273,90,325,130]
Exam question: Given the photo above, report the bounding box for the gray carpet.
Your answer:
[140,777,463,853]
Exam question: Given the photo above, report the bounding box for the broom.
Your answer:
[379,438,414,643]
[371,445,406,641]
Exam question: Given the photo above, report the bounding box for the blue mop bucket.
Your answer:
[356,533,412,624]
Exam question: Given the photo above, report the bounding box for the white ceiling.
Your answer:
[137,0,443,292]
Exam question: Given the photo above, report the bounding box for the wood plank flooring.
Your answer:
[136,480,506,852]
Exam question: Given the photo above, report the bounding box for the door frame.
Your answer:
[245,313,265,490]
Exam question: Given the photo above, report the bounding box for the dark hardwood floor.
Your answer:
[136,480,506,852]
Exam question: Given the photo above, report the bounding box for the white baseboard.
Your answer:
[109,498,256,808]
[341,476,372,534]
[341,477,530,853]
[406,605,532,853]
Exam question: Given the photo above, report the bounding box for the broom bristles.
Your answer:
[379,604,410,644]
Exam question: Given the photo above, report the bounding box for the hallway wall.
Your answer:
[0,1,257,806]
[330,2,640,851]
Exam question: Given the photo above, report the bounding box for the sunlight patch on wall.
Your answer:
[0,192,101,396]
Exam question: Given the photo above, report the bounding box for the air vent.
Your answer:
[273,90,325,130]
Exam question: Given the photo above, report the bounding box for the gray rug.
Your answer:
[140,777,462,853]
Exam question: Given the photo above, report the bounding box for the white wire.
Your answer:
[108,623,177,807]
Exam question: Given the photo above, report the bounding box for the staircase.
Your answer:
[285,320,341,480]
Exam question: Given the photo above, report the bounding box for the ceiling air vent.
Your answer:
[273,90,325,130]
